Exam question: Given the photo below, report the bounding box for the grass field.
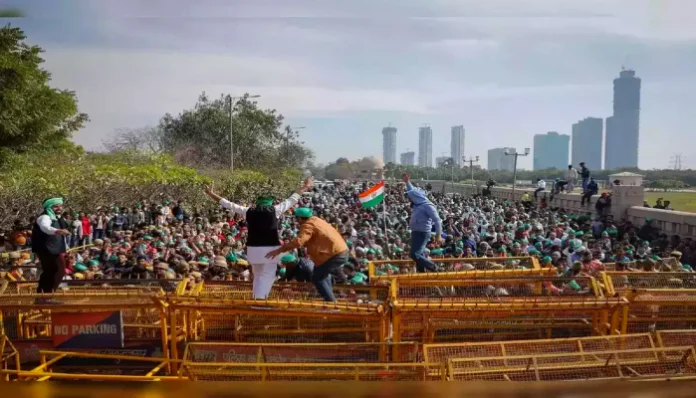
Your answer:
[644,191,696,213]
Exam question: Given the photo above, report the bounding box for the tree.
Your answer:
[0,8,23,17]
[0,25,88,163]
[103,126,164,154]
[158,92,312,171]
[648,179,689,192]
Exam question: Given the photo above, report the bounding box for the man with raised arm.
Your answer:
[204,177,314,298]
[32,197,72,294]
[402,173,443,273]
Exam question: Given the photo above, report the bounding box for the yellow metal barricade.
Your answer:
[194,281,389,303]
[0,291,170,368]
[181,361,445,381]
[602,271,696,333]
[423,333,657,365]
[390,276,626,344]
[447,346,696,381]
[167,297,390,371]
[368,256,540,280]
[3,350,184,381]
[182,341,419,363]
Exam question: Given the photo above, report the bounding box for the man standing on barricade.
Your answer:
[32,197,72,294]
[204,177,314,299]
[402,173,443,273]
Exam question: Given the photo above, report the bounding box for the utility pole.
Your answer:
[228,94,261,170]
[462,155,480,193]
[505,148,530,198]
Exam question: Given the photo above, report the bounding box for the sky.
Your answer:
[2,0,696,170]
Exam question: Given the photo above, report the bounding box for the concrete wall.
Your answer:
[419,180,696,238]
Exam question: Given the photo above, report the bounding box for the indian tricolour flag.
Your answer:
[359,181,385,209]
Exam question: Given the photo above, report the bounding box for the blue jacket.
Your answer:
[406,183,442,235]
[586,180,599,194]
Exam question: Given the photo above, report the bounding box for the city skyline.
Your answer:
[12,0,696,170]
[488,147,516,172]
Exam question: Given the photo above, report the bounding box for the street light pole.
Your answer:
[504,148,530,199]
[228,94,261,170]
[462,155,480,194]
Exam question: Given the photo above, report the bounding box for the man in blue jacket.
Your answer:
[402,173,443,272]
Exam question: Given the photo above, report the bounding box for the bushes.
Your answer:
[0,148,302,226]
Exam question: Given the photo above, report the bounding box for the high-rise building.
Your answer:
[435,156,449,167]
[605,69,641,169]
[418,126,433,167]
[382,126,397,164]
[571,117,603,170]
[487,147,516,171]
[450,125,465,166]
[533,132,570,170]
[400,151,415,166]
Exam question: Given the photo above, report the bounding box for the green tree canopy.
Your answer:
[0,25,88,162]
[158,92,313,171]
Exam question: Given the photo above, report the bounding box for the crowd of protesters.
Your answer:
[1,175,693,294]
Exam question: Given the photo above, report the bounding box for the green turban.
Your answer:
[294,207,313,218]
[88,259,100,267]
[431,248,444,255]
[542,256,552,264]
[225,253,238,262]
[280,254,296,264]
[42,197,64,220]
[256,196,274,206]
[74,263,88,272]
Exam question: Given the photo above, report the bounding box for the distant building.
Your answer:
[450,125,465,166]
[571,117,603,170]
[435,156,449,167]
[418,126,433,167]
[533,132,570,170]
[605,69,641,170]
[400,151,415,166]
[381,126,397,164]
[487,147,516,171]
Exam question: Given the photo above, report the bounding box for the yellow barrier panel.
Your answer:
[194,281,389,303]
[655,330,696,349]
[389,276,627,344]
[1,349,185,381]
[181,361,446,381]
[0,334,20,381]
[182,341,420,363]
[370,267,556,285]
[423,333,657,365]
[368,256,539,279]
[602,271,696,333]
[167,297,390,371]
[447,346,696,381]
[0,291,170,370]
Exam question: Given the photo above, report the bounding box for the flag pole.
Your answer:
[382,181,388,244]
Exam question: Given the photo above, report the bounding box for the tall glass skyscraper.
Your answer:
[533,132,570,170]
[450,125,465,166]
[605,69,641,169]
[418,126,433,167]
[382,126,397,164]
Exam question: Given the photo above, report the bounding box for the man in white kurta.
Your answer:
[204,177,313,298]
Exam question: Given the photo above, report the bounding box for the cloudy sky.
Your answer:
[3,0,696,169]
